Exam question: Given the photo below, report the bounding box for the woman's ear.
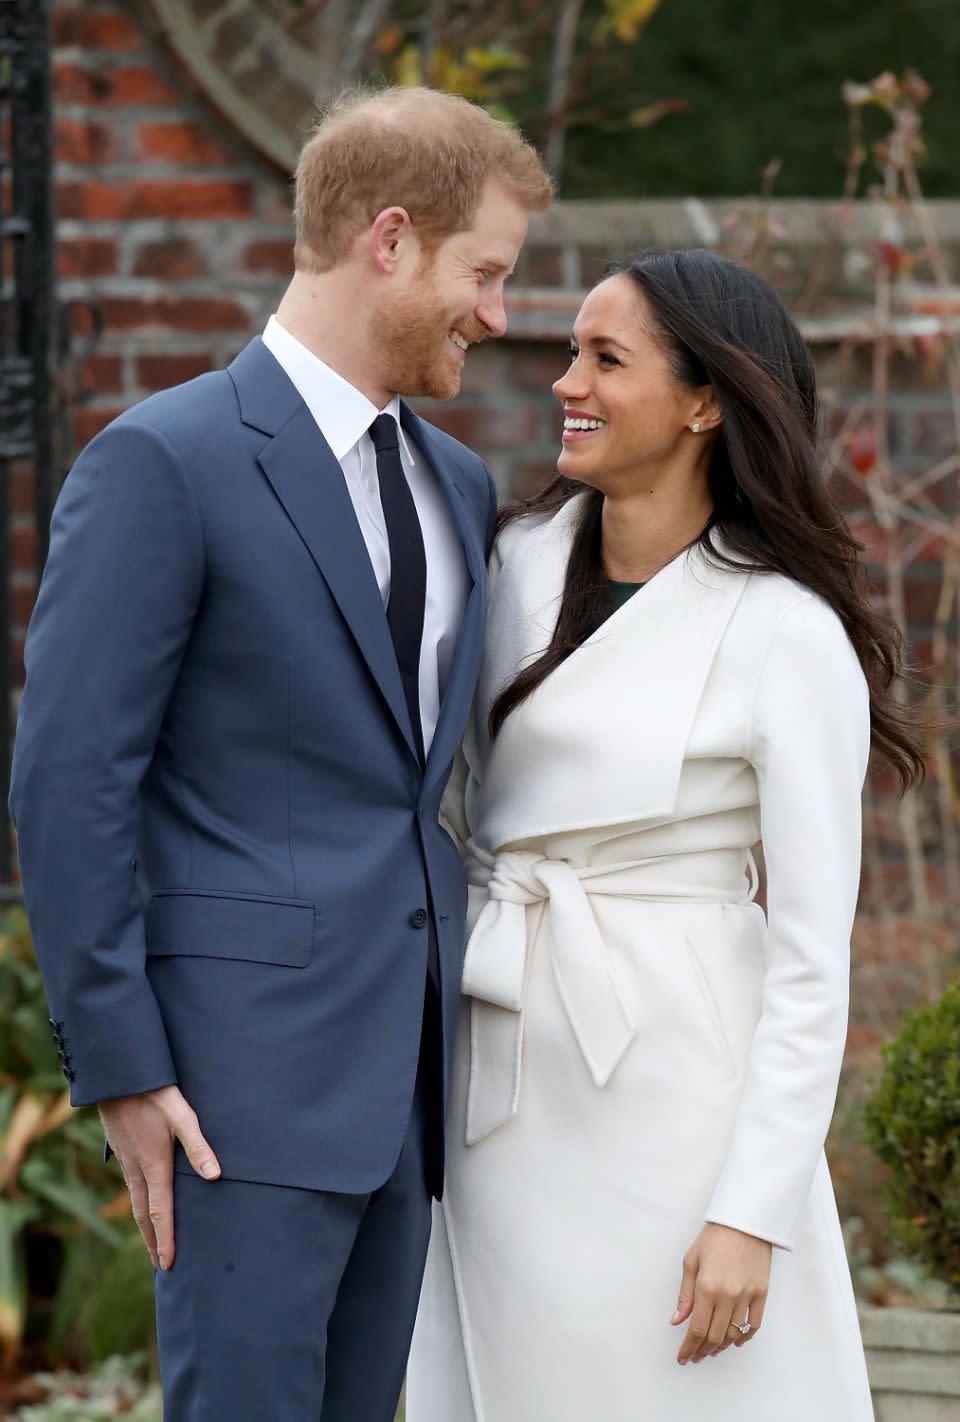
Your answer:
[690,386,722,433]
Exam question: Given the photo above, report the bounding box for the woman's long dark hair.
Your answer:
[489,248,925,791]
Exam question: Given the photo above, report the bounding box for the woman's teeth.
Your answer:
[563,418,605,431]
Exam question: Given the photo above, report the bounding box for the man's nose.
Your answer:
[477,289,508,339]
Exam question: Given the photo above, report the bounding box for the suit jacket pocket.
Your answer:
[146,889,316,967]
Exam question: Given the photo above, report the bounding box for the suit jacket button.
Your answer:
[409,908,428,929]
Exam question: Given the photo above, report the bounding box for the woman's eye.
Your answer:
[598,352,619,367]
[567,346,579,360]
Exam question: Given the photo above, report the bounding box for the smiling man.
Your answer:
[10,86,551,1422]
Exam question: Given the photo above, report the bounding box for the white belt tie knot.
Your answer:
[461,843,637,1146]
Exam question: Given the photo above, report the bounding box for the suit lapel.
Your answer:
[230,340,420,765]
[399,404,486,791]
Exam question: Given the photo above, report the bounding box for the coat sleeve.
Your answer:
[703,592,871,1249]
[9,419,205,1108]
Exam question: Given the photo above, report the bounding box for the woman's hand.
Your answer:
[671,1223,772,1365]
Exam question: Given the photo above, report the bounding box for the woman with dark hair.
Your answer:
[407,250,919,1420]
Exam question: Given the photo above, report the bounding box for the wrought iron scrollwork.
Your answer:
[0,0,54,889]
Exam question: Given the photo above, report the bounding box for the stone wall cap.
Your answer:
[529,198,960,247]
[859,1304,960,1353]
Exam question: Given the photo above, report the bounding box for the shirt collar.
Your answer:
[262,315,414,464]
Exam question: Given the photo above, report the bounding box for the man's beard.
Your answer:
[379,268,482,401]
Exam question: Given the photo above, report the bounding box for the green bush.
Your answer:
[0,909,155,1373]
[863,979,960,1291]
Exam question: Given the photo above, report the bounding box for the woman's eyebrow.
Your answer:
[569,333,633,353]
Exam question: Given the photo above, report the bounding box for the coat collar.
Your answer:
[473,494,752,848]
[229,337,485,779]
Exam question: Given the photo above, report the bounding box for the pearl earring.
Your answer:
[691,422,702,433]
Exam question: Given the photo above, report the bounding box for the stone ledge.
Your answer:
[503,288,960,345]
[860,1305,960,1355]
[528,198,960,247]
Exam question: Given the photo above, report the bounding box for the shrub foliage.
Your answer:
[863,980,960,1290]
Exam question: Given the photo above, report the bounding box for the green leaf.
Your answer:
[464,47,529,74]
[604,0,662,44]
[78,1230,157,1363]
[19,1157,122,1247]
[0,1196,36,1360]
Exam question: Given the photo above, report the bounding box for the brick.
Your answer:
[135,121,231,166]
[58,237,118,279]
[55,63,180,108]
[511,462,562,501]
[100,296,250,333]
[11,525,37,575]
[73,407,125,449]
[9,465,34,516]
[428,405,538,448]
[524,245,566,287]
[240,239,293,277]
[509,347,568,393]
[57,180,253,221]
[133,237,210,280]
[459,347,498,395]
[578,244,616,288]
[83,354,125,396]
[107,66,181,107]
[53,8,143,51]
[54,62,113,105]
[902,573,949,624]
[54,118,118,164]
[11,584,37,629]
[136,354,215,389]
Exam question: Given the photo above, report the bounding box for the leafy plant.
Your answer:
[0,910,153,1375]
[863,980,960,1289]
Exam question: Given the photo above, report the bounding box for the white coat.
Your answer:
[407,493,876,1421]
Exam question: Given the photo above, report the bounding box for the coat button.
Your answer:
[409,908,428,929]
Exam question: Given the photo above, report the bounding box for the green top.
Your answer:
[606,579,645,612]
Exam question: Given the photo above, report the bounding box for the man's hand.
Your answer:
[99,1085,221,1271]
[671,1223,772,1365]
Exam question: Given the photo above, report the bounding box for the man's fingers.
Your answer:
[124,1166,159,1268]
[143,1157,176,1271]
[172,1107,221,1182]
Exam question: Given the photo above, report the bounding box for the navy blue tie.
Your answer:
[369,414,427,767]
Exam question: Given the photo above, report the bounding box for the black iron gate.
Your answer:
[0,0,55,894]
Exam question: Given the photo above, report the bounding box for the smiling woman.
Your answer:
[406,247,920,1422]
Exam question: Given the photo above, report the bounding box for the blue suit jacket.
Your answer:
[9,337,495,1194]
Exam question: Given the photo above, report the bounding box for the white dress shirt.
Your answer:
[262,315,471,758]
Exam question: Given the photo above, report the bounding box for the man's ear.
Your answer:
[369,206,414,274]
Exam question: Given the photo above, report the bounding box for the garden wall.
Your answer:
[33,0,960,1128]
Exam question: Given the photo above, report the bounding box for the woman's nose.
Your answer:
[553,367,588,402]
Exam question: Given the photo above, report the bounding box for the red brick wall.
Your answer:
[42,0,957,911]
